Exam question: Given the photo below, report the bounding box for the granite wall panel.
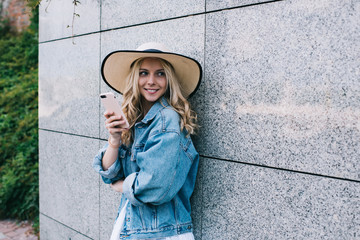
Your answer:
[206,0,272,11]
[99,15,205,140]
[38,0,360,239]
[200,157,359,239]
[200,0,360,180]
[39,0,100,42]
[39,34,100,138]
[40,214,93,240]
[189,158,204,240]
[98,139,123,240]
[101,0,205,30]
[39,130,100,239]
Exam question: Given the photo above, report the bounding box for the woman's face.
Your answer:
[138,58,167,111]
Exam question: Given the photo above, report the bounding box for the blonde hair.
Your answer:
[121,57,198,146]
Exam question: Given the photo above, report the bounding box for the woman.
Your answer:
[93,42,202,240]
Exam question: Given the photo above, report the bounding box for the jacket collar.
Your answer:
[141,96,170,124]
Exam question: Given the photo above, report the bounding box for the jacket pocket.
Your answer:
[180,137,197,163]
[131,143,145,162]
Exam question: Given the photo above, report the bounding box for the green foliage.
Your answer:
[0,0,39,225]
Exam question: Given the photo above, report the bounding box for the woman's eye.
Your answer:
[157,71,165,77]
[139,71,148,76]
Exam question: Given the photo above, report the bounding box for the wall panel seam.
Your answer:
[39,128,100,140]
[40,213,94,240]
[199,2,207,238]
[38,127,360,183]
[99,3,102,239]
[200,155,360,183]
[38,0,285,44]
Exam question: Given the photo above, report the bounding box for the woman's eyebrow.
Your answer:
[139,68,165,71]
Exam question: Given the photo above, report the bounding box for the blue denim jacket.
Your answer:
[93,97,199,239]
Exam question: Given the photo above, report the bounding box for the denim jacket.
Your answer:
[93,97,199,239]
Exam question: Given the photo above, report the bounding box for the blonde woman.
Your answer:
[93,42,202,240]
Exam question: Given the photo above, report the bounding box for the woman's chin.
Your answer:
[143,94,161,103]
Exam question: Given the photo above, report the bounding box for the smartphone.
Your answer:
[100,92,130,128]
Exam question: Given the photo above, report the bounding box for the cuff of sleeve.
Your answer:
[122,172,144,206]
[99,160,121,179]
[92,145,121,180]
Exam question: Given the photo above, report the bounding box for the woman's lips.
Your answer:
[145,88,159,94]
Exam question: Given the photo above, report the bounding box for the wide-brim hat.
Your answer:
[101,42,202,98]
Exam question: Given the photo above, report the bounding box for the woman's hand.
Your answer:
[110,180,124,193]
[104,111,128,145]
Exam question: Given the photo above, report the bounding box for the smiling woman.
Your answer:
[137,58,168,113]
[93,42,202,240]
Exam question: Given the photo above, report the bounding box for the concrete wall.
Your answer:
[39,0,360,239]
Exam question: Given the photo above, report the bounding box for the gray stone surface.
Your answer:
[200,0,360,180]
[39,130,100,239]
[98,139,123,240]
[99,182,122,240]
[190,158,204,240]
[99,15,205,140]
[39,0,100,42]
[38,0,360,239]
[200,157,360,240]
[101,0,204,30]
[40,214,93,240]
[206,0,270,11]
[39,34,100,138]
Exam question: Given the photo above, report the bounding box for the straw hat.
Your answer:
[101,42,202,98]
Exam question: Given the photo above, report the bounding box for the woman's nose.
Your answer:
[147,74,155,84]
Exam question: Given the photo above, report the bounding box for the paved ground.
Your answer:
[0,220,38,240]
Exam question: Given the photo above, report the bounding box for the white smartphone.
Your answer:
[100,92,130,128]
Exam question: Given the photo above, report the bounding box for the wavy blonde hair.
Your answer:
[121,57,198,146]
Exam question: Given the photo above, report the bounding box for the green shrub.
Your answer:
[0,0,39,226]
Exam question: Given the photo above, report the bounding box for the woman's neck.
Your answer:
[141,100,154,117]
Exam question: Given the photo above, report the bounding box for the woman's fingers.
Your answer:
[104,114,127,137]
[105,114,123,123]
[108,128,124,135]
[110,180,124,193]
[105,119,127,129]
[104,111,115,119]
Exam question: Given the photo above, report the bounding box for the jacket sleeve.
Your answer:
[92,143,124,184]
[122,132,193,206]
